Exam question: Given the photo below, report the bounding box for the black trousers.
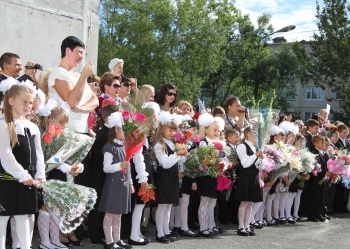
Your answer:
[307,182,325,218]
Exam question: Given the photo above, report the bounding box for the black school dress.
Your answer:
[131,141,154,205]
[155,143,180,205]
[196,139,218,199]
[0,128,38,216]
[234,143,262,202]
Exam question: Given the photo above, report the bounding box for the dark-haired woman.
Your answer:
[222,96,248,132]
[155,83,181,114]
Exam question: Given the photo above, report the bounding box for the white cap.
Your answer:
[108,58,124,72]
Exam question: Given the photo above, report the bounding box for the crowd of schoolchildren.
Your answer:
[0,36,349,249]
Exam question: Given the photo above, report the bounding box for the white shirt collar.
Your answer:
[113,138,124,145]
[14,119,37,136]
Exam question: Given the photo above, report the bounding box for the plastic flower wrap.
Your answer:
[137,184,156,204]
[257,143,285,172]
[184,145,221,178]
[42,127,95,173]
[96,95,117,129]
[249,108,280,149]
[174,120,193,152]
[42,179,97,233]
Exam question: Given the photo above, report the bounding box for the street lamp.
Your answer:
[254,25,296,101]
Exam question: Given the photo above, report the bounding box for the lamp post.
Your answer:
[254,25,296,102]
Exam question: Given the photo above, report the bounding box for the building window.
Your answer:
[305,86,324,100]
[304,112,318,121]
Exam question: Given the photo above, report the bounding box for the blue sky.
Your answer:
[235,0,319,42]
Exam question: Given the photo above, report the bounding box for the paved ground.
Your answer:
[26,213,350,249]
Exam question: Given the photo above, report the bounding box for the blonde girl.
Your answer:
[0,84,45,249]
[196,113,225,237]
[153,111,187,243]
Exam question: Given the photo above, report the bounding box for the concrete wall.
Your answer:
[0,0,100,74]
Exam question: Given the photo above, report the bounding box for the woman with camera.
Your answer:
[222,96,249,132]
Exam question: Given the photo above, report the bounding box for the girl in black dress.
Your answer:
[153,111,187,243]
[0,85,45,249]
[235,127,264,236]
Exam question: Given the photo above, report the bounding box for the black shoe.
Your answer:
[324,214,331,220]
[252,222,263,229]
[245,228,255,236]
[237,228,249,236]
[180,229,199,237]
[307,217,319,222]
[295,217,307,222]
[279,217,287,224]
[198,229,211,237]
[165,234,176,242]
[169,229,179,237]
[104,242,119,249]
[128,238,149,246]
[212,226,223,234]
[317,215,326,222]
[156,236,170,243]
[267,219,278,226]
[287,217,296,224]
[116,240,132,249]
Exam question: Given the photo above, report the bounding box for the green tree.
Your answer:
[310,0,350,120]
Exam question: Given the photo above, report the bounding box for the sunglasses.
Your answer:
[166,91,177,97]
[89,82,98,88]
[122,82,131,87]
[111,83,121,89]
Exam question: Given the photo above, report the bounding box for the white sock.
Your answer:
[0,216,10,249]
[163,204,172,235]
[38,210,55,248]
[273,192,281,219]
[285,193,296,218]
[10,217,19,249]
[180,194,190,231]
[156,204,167,237]
[174,205,181,228]
[50,217,67,247]
[207,198,217,230]
[279,192,288,218]
[266,194,275,222]
[250,202,262,224]
[130,204,145,242]
[293,190,303,218]
[14,215,31,249]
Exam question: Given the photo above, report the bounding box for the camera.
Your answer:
[25,63,43,70]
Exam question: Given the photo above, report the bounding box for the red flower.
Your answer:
[52,125,64,136]
[193,112,201,120]
[101,98,116,107]
[131,112,147,122]
[43,133,53,144]
[122,111,131,120]
[212,141,224,150]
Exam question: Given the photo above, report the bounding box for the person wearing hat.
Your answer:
[108,58,124,76]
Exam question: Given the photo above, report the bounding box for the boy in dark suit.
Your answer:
[307,135,329,222]
[89,104,119,244]
[304,119,319,152]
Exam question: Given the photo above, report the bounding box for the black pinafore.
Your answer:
[0,128,38,216]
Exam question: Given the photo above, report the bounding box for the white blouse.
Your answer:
[236,140,261,168]
[154,139,182,169]
[48,67,92,133]
[0,118,45,182]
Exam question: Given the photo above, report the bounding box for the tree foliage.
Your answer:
[310,0,350,119]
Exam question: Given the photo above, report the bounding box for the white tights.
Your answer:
[285,192,296,219]
[250,202,262,224]
[238,201,253,229]
[279,192,288,219]
[155,204,172,238]
[11,215,34,249]
[266,194,275,222]
[293,189,303,218]
[179,194,190,231]
[273,192,281,219]
[130,204,145,242]
[198,197,216,232]
[0,215,31,249]
[169,205,181,229]
[103,213,121,244]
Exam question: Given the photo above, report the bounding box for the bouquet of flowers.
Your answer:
[96,95,117,129]
[174,120,193,152]
[249,108,280,149]
[42,179,97,233]
[257,143,285,173]
[137,184,156,204]
[42,126,95,173]
[0,174,97,233]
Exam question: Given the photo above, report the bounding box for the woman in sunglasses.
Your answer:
[99,72,122,105]
[155,83,182,114]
